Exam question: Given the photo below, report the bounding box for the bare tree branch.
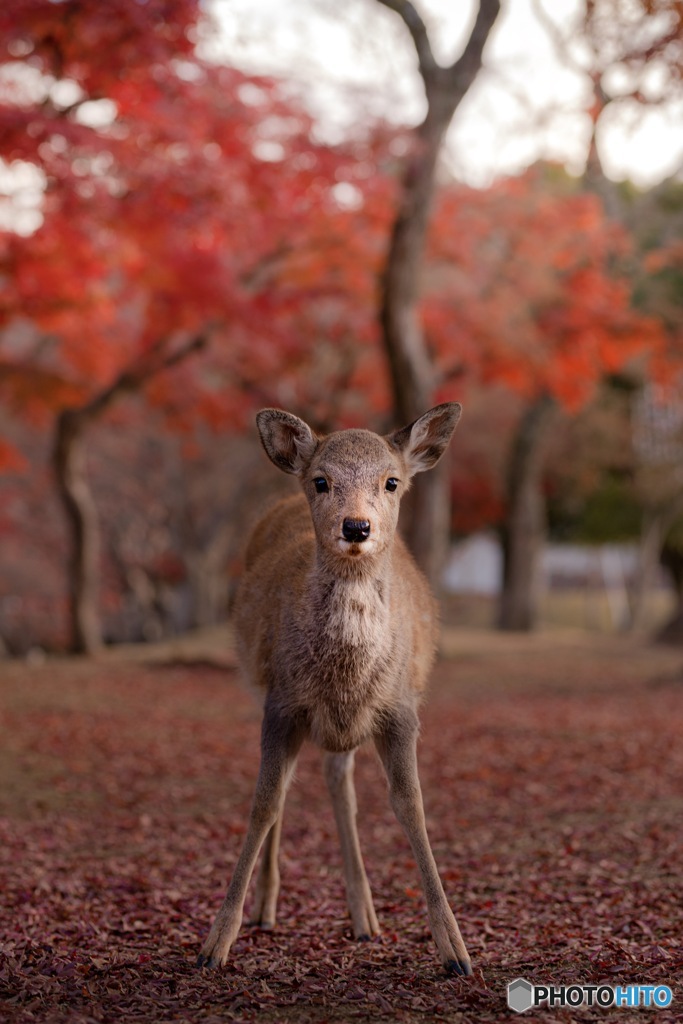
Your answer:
[377,0,501,97]
[375,0,502,583]
[378,0,502,424]
[531,0,588,76]
[448,0,502,93]
[375,0,437,75]
[81,332,208,423]
[53,328,209,653]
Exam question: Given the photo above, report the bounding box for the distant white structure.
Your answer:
[442,534,674,630]
[443,534,640,596]
[542,543,638,587]
[443,533,502,595]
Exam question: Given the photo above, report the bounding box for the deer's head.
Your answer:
[256,404,462,566]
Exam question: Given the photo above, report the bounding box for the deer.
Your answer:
[196,402,472,976]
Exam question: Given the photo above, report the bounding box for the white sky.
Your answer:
[205,0,683,187]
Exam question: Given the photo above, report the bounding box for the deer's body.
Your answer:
[235,492,436,754]
[198,406,473,975]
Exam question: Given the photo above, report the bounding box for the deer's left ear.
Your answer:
[388,402,462,477]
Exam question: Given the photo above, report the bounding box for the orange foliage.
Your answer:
[425,167,664,410]
[0,6,670,504]
[0,439,25,472]
[0,2,396,435]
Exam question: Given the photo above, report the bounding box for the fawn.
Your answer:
[197,402,472,975]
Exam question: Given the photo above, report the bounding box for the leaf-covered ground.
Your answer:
[1,630,682,1023]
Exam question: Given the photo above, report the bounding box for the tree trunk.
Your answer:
[656,544,683,644]
[399,456,451,588]
[627,497,683,633]
[498,396,555,631]
[377,0,501,585]
[186,522,235,630]
[381,86,456,585]
[54,410,103,654]
[52,333,207,654]
[627,509,666,633]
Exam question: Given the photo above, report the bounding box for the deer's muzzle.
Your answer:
[342,519,371,543]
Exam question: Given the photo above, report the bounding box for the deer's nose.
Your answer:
[342,518,371,543]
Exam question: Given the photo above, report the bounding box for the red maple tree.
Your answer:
[424,166,664,628]
[0,0,396,651]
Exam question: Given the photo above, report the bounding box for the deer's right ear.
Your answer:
[256,409,319,476]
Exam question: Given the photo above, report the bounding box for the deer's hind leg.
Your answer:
[323,750,379,940]
[249,808,283,929]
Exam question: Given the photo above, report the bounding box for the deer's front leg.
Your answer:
[375,711,472,976]
[197,705,304,969]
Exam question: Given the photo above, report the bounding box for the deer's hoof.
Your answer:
[196,952,222,970]
[445,957,473,977]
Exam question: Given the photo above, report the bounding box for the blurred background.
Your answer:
[1,0,682,657]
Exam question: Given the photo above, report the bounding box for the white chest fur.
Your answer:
[322,577,388,650]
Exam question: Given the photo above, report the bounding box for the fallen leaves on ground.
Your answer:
[1,634,682,1022]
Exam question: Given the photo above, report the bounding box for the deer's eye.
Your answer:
[313,477,329,494]
[385,478,399,492]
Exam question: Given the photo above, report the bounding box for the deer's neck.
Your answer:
[308,548,392,650]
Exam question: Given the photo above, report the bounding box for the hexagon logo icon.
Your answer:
[508,978,534,1013]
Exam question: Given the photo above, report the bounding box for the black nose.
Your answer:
[342,518,371,543]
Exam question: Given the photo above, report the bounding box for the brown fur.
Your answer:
[235,491,435,751]
[197,403,473,975]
